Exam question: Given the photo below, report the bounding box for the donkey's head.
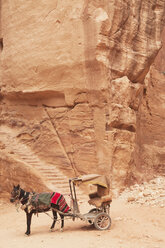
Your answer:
[10,184,21,203]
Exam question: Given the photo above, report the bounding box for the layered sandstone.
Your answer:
[0,150,48,199]
[0,0,165,196]
[135,25,165,180]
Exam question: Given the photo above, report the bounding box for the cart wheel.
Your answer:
[94,213,111,230]
[89,208,101,213]
[88,208,101,224]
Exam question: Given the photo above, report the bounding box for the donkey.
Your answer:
[10,184,71,235]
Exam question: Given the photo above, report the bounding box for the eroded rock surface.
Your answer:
[0,0,165,196]
[0,150,48,199]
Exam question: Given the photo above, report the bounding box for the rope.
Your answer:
[15,202,21,212]
[44,212,73,223]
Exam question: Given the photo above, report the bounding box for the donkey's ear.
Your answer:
[17,184,20,189]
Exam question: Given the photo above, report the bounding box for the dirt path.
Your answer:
[0,199,164,248]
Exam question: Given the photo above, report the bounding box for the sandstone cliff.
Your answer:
[0,0,165,196]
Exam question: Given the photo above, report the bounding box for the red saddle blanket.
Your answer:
[51,192,70,213]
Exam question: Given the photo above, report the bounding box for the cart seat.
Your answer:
[88,194,112,208]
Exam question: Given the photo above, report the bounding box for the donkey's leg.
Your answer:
[50,210,57,231]
[59,213,64,232]
[25,212,33,236]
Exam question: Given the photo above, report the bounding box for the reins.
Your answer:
[14,190,30,212]
[44,212,73,223]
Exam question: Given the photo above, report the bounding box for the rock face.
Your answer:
[0,150,49,199]
[135,66,165,180]
[0,0,165,195]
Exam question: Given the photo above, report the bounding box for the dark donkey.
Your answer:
[10,184,71,235]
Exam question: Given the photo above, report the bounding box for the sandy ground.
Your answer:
[0,199,165,248]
